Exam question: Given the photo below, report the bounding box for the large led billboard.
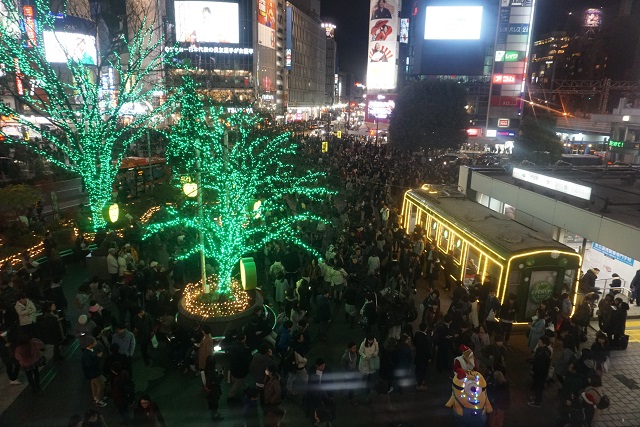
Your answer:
[366,0,400,90]
[175,1,239,44]
[257,0,276,49]
[43,31,97,65]
[424,6,483,40]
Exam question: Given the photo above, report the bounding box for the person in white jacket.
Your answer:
[358,334,379,390]
[107,248,119,284]
[15,294,37,336]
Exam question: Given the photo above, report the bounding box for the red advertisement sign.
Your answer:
[23,6,37,48]
[492,74,517,84]
[498,119,510,127]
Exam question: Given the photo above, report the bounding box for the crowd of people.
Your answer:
[0,137,626,427]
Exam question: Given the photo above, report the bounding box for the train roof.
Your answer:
[406,185,577,259]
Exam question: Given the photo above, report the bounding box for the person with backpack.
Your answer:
[582,374,609,426]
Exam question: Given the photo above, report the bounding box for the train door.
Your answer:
[508,260,564,321]
[404,200,418,233]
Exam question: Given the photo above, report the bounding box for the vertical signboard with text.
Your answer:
[366,0,400,91]
[488,0,536,134]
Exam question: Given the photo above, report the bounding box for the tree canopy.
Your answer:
[388,79,469,152]
[513,114,564,165]
[144,77,334,295]
[0,0,179,230]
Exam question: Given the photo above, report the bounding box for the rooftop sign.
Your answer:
[512,167,592,200]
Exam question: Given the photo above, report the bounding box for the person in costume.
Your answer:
[453,345,478,373]
[446,369,493,427]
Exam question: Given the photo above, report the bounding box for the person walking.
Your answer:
[413,323,432,391]
[227,333,252,401]
[340,341,359,405]
[14,334,44,392]
[112,323,136,367]
[133,394,167,427]
[488,370,510,427]
[198,325,214,387]
[107,248,119,285]
[528,336,551,408]
[14,294,37,337]
[250,343,274,402]
[263,364,282,413]
[357,334,379,391]
[110,362,132,425]
[81,337,107,407]
[133,307,155,365]
[36,301,65,360]
[0,327,21,385]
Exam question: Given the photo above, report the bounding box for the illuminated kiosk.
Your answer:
[176,257,271,336]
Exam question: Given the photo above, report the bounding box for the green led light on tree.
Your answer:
[0,0,180,231]
[144,76,335,295]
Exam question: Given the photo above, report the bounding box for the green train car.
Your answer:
[402,184,582,322]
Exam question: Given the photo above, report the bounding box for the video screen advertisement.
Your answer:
[257,0,276,49]
[414,0,496,76]
[365,94,396,124]
[43,32,97,65]
[366,0,401,91]
[175,1,240,44]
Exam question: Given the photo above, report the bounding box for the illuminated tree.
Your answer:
[144,77,334,295]
[0,0,178,230]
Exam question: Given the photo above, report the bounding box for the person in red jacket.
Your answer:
[14,334,44,392]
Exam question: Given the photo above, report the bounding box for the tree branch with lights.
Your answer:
[144,77,335,297]
[0,0,179,230]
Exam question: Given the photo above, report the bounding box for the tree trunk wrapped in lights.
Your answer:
[0,0,180,231]
[144,76,334,298]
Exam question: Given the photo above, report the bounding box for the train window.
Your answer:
[429,218,438,241]
[464,247,480,284]
[407,202,418,233]
[485,259,502,295]
[563,269,577,294]
[453,237,463,263]
[439,227,450,253]
[505,268,521,303]
[418,211,428,235]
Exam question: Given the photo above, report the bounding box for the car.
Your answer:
[476,154,501,166]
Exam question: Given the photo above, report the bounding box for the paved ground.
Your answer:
[1,259,639,426]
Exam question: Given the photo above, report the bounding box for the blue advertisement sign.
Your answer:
[286,7,292,70]
[592,242,634,266]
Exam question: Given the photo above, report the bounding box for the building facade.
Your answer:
[284,1,326,119]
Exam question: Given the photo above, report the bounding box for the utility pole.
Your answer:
[195,147,208,293]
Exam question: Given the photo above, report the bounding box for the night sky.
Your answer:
[320,0,608,82]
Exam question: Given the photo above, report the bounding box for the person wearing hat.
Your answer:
[453,345,477,373]
[578,267,601,294]
[609,273,622,296]
[74,314,97,349]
